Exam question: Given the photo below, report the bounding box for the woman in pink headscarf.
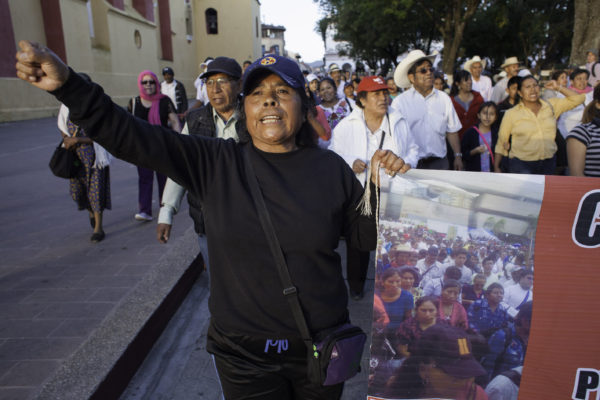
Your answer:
[128,70,181,221]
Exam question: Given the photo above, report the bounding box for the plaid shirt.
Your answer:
[467,297,509,336]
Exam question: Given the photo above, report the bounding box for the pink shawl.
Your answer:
[137,70,166,126]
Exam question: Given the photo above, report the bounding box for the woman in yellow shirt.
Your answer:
[494,75,585,174]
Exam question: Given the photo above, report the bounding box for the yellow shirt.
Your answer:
[495,94,585,161]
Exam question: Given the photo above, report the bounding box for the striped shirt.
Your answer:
[567,118,600,177]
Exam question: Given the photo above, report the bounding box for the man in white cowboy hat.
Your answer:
[464,55,492,101]
[329,63,347,99]
[391,50,463,170]
[491,56,521,104]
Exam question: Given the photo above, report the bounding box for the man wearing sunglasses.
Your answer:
[157,57,243,271]
[391,50,463,170]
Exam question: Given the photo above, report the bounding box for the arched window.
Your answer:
[205,8,218,35]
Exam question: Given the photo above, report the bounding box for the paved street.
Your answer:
[0,116,194,400]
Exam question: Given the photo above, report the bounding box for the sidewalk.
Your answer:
[0,117,197,400]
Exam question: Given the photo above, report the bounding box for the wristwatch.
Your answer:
[454,152,463,157]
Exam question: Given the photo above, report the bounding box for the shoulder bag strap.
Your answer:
[516,290,530,310]
[473,126,495,165]
[241,145,314,351]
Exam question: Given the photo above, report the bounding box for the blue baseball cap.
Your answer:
[242,55,305,95]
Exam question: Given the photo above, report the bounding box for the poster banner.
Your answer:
[366,170,599,400]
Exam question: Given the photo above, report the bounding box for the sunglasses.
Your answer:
[141,80,156,85]
[416,67,434,75]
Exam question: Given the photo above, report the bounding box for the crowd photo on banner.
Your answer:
[367,171,543,400]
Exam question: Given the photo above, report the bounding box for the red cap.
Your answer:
[356,76,388,93]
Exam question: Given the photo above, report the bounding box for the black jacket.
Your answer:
[185,102,245,234]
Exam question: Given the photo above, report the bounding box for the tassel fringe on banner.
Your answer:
[357,161,381,220]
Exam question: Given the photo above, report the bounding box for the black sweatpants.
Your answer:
[207,322,344,400]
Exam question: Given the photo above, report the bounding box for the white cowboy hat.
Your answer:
[394,50,436,89]
[306,73,318,83]
[328,63,341,72]
[500,57,521,69]
[463,56,486,72]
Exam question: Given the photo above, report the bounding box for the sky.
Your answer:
[259,0,326,63]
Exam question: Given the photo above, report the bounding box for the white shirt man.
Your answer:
[491,57,521,104]
[157,57,242,270]
[391,51,462,170]
[503,270,533,318]
[416,248,444,288]
[465,56,493,101]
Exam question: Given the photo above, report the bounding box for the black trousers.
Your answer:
[346,245,371,294]
[207,322,344,400]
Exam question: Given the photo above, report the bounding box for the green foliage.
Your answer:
[461,0,574,71]
[314,0,440,75]
[315,0,574,74]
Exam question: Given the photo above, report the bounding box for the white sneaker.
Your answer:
[134,212,153,221]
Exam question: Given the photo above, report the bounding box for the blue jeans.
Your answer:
[508,155,556,175]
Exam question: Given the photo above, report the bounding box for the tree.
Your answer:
[461,0,574,72]
[416,0,481,75]
[570,0,600,65]
[315,17,330,67]
[314,0,435,75]
[315,0,482,76]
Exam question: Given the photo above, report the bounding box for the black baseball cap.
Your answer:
[200,57,242,80]
[162,67,174,75]
[415,324,486,379]
[242,54,304,95]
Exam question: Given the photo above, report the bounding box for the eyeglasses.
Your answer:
[141,80,156,85]
[416,67,434,75]
[205,78,234,87]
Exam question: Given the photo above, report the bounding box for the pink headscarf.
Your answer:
[137,70,166,126]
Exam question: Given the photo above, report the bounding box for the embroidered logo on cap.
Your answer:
[457,338,470,356]
[374,77,384,84]
[261,56,277,66]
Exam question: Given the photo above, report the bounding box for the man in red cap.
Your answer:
[330,76,418,299]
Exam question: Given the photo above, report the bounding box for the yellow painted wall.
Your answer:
[194,0,261,65]
[1,0,260,122]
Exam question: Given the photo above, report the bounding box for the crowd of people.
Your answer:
[370,220,534,399]
[56,47,600,244]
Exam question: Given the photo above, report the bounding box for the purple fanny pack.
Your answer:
[308,323,367,386]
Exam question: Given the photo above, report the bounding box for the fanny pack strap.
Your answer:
[242,145,314,353]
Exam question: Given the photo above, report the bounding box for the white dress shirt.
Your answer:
[472,75,493,101]
[390,87,462,159]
